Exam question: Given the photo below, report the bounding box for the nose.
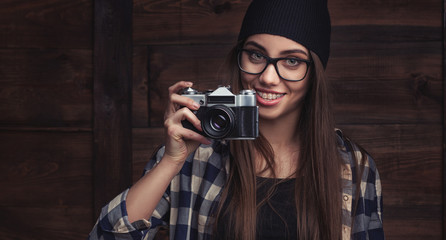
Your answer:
[259,64,281,85]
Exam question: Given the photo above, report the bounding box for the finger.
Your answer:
[168,81,193,96]
[165,95,200,121]
[165,107,203,132]
[177,128,211,145]
[165,82,196,117]
[171,94,201,110]
[165,120,211,146]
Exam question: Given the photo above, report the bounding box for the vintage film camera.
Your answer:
[181,86,259,140]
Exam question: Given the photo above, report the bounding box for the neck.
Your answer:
[259,108,301,147]
[256,109,302,178]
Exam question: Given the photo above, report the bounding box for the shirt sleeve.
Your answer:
[87,189,151,240]
[351,149,385,240]
[336,129,385,240]
[365,156,384,239]
[88,146,170,240]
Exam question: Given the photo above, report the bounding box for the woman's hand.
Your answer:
[127,81,210,223]
[162,81,211,167]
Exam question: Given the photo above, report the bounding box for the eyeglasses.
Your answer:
[237,49,312,82]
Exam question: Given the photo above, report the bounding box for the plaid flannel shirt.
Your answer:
[88,129,384,240]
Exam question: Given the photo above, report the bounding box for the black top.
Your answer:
[215,177,297,240]
[256,177,297,240]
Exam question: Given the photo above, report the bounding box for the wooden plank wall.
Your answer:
[0,0,443,239]
[0,0,94,239]
[132,0,444,240]
[93,0,133,219]
[329,0,443,238]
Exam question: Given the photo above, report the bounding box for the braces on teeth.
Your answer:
[259,92,284,100]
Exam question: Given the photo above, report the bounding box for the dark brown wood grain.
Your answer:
[0,0,96,238]
[0,206,91,239]
[132,128,165,182]
[0,0,92,49]
[133,0,250,45]
[146,44,234,126]
[329,42,442,125]
[133,46,150,128]
[443,0,446,237]
[0,49,92,128]
[0,131,93,207]
[93,0,133,218]
[331,25,442,43]
[384,219,441,239]
[328,0,441,28]
[133,0,441,45]
[0,131,93,239]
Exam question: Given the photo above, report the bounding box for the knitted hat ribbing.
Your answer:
[238,0,331,68]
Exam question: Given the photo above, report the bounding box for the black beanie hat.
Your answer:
[238,0,331,68]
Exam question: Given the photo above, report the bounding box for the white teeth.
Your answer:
[258,91,284,100]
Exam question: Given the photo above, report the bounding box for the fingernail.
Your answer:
[186,82,193,87]
[193,102,200,109]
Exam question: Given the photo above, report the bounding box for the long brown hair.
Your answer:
[213,43,344,240]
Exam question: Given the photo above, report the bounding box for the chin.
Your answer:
[258,110,282,121]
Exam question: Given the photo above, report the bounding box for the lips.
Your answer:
[255,88,286,106]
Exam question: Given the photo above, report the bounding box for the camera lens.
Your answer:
[210,114,228,131]
[202,106,235,139]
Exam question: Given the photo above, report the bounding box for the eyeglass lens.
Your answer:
[238,50,309,81]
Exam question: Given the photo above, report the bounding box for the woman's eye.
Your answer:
[250,52,264,61]
[285,58,300,66]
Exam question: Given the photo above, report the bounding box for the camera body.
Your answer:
[181,86,258,140]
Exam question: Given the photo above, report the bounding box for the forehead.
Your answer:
[243,34,309,55]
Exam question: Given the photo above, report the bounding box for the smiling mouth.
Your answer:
[257,91,285,100]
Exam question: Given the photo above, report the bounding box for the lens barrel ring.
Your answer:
[202,105,236,139]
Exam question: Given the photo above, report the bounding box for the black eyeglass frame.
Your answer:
[237,49,313,82]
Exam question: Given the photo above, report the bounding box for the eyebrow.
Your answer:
[244,41,309,57]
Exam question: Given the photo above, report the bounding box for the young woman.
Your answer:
[88,0,384,239]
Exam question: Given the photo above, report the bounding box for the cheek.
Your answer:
[296,76,311,93]
[287,78,311,100]
[240,72,256,89]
